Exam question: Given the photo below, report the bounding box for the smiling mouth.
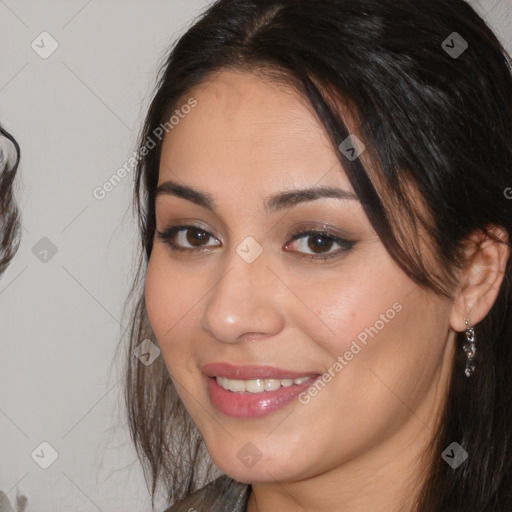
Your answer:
[215,375,316,393]
[204,365,322,418]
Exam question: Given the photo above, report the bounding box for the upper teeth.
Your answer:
[216,376,313,393]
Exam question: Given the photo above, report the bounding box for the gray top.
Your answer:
[162,475,251,512]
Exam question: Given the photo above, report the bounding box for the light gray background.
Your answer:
[0,1,510,511]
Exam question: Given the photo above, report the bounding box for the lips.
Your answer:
[201,362,321,417]
[201,362,319,380]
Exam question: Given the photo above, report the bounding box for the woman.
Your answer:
[123,0,512,510]
[0,124,21,276]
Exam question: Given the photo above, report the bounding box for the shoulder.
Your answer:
[162,474,251,512]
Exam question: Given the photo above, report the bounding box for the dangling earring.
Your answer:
[463,318,476,377]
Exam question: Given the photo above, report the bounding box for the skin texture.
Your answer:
[145,70,508,512]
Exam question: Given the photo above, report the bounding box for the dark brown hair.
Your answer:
[0,125,21,275]
[121,0,512,509]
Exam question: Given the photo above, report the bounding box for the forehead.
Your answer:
[159,69,354,194]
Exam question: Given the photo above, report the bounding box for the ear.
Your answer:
[450,225,510,332]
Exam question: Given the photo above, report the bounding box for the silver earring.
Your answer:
[463,318,476,377]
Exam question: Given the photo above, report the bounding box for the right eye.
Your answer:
[156,224,221,252]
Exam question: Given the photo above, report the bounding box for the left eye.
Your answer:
[156,225,356,261]
[284,229,356,260]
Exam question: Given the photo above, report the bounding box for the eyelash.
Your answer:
[155,224,356,262]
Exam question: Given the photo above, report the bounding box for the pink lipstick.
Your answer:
[202,362,321,418]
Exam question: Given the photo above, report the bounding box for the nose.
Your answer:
[199,241,285,344]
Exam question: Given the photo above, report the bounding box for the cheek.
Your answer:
[289,269,439,415]
[144,252,200,368]
[287,262,405,363]
[306,281,450,432]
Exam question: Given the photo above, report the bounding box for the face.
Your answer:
[145,70,455,484]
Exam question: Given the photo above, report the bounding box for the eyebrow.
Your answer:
[155,180,359,214]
